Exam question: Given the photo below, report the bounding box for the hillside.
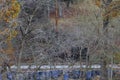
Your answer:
[0,0,120,79]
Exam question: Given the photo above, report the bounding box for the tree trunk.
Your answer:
[101,1,113,79]
[100,56,108,80]
[17,40,25,72]
[102,0,113,32]
[55,0,59,32]
[103,16,109,33]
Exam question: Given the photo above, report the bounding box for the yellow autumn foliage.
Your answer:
[7,30,18,41]
[104,1,120,18]
[94,0,101,7]
[12,22,18,27]
[94,0,120,19]
[3,0,20,22]
[0,0,20,35]
[0,0,20,56]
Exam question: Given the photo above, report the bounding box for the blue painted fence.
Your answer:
[0,70,101,80]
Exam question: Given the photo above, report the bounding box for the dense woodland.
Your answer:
[0,0,120,80]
